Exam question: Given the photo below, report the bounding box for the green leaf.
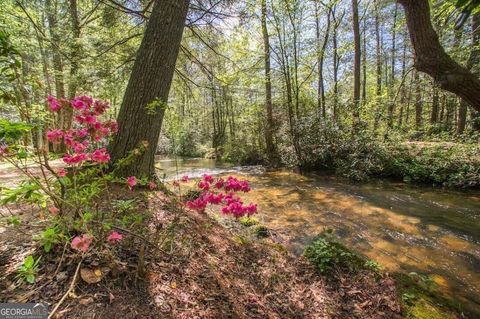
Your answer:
[24,255,34,268]
[43,242,52,253]
[26,274,35,284]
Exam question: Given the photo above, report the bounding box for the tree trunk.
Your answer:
[414,70,422,130]
[45,0,65,99]
[361,13,367,108]
[431,84,439,124]
[332,6,342,121]
[398,0,480,112]
[351,0,361,128]
[466,14,480,131]
[261,0,278,165]
[373,0,382,134]
[398,27,408,128]
[109,0,190,178]
[315,2,331,118]
[387,3,398,129]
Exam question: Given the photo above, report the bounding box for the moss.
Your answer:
[394,273,461,319]
[269,243,288,254]
[407,300,456,319]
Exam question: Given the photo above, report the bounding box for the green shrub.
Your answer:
[303,230,365,274]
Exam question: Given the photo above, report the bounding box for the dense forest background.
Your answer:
[1,0,479,182]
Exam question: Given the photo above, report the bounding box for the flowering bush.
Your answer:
[184,174,257,218]
[46,95,118,167]
[0,95,143,258]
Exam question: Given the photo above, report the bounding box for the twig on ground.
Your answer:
[48,260,82,319]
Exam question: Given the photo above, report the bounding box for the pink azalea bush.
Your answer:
[185,174,258,218]
[46,95,118,167]
[45,95,127,253]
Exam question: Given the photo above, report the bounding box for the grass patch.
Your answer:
[238,216,259,227]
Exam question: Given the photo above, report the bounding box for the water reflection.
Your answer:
[156,157,480,316]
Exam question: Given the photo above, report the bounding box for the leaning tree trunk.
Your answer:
[109,0,190,178]
[398,0,480,112]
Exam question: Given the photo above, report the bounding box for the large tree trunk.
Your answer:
[261,0,278,165]
[398,0,480,112]
[109,0,190,178]
[351,0,361,128]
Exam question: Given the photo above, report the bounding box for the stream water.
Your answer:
[156,156,480,316]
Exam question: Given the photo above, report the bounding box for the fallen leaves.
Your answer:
[80,267,110,284]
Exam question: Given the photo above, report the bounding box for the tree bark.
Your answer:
[398,0,480,112]
[261,0,278,165]
[387,3,398,129]
[414,70,422,129]
[109,0,190,177]
[315,2,331,118]
[373,0,382,134]
[332,6,343,121]
[351,0,361,128]
[431,84,439,124]
[466,14,480,131]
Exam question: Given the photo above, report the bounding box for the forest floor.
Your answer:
[0,185,409,319]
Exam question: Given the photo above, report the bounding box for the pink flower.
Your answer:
[186,198,207,212]
[75,128,89,138]
[240,181,251,192]
[48,206,59,215]
[72,141,89,153]
[127,176,137,189]
[85,114,96,124]
[108,121,118,133]
[107,231,123,244]
[47,96,61,112]
[79,95,94,107]
[203,192,223,204]
[245,204,257,215]
[63,153,88,165]
[215,178,224,189]
[148,181,157,190]
[57,168,67,177]
[90,148,110,163]
[198,181,210,191]
[63,131,74,147]
[71,98,87,110]
[173,180,180,187]
[93,100,109,115]
[203,174,214,183]
[181,175,189,183]
[71,234,92,253]
[46,129,64,144]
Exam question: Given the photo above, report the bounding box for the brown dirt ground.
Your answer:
[0,188,402,319]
